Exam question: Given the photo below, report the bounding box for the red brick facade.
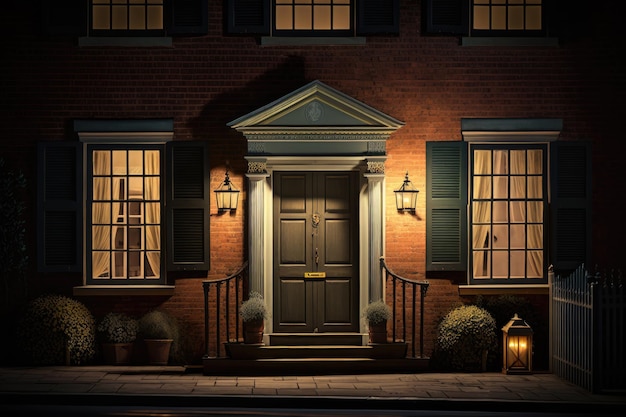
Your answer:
[1,2,623,368]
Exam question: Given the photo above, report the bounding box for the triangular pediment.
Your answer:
[228,80,404,134]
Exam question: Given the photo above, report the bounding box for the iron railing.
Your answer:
[202,261,248,358]
[380,257,429,358]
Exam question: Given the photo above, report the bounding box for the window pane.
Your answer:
[510,177,525,198]
[93,6,110,30]
[147,5,163,30]
[473,202,491,223]
[493,176,508,199]
[93,178,111,200]
[92,203,111,223]
[113,151,126,174]
[510,251,525,278]
[129,6,146,29]
[493,224,508,249]
[493,150,508,174]
[527,201,542,222]
[473,5,490,29]
[508,6,524,30]
[276,6,293,29]
[334,5,350,30]
[474,150,491,174]
[295,5,312,29]
[528,176,542,198]
[93,226,110,249]
[510,224,525,249]
[491,6,506,30]
[93,150,111,175]
[129,177,143,197]
[526,6,542,30]
[510,201,525,223]
[493,201,508,223]
[510,150,526,174]
[112,5,128,29]
[145,203,160,223]
[492,251,508,278]
[314,5,331,30]
[527,251,543,277]
[473,250,490,278]
[527,149,542,174]
[92,252,110,278]
[473,176,491,199]
[145,177,160,199]
[527,225,543,248]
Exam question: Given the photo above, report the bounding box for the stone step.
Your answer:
[268,332,363,346]
[225,343,408,360]
[202,356,429,376]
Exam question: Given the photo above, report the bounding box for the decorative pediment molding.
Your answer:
[228,80,404,156]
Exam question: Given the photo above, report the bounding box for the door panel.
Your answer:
[274,171,358,333]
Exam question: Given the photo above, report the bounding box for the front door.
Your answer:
[273,171,359,333]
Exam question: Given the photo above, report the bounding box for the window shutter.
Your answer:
[550,141,592,273]
[37,142,83,272]
[357,0,399,35]
[426,141,468,271]
[226,0,270,35]
[166,0,208,36]
[41,0,88,36]
[424,0,469,35]
[166,141,210,271]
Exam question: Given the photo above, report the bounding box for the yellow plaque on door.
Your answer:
[304,272,326,278]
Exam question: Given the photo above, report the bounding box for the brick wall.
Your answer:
[2,2,623,366]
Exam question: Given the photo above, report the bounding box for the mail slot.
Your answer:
[304,272,326,278]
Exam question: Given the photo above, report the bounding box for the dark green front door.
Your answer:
[273,171,359,333]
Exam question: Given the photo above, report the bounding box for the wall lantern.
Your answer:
[394,171,419,212]
[501,313,533,374]
[214,171,239,212]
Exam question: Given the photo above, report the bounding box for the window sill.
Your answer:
[261,37,366,46]
[78,37,173,47]
[461,37,559,47]
[73,285,175,296]
[458,284,549,296]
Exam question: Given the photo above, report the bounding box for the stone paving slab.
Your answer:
[1,365,625,410]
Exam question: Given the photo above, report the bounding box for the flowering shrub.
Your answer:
[16,294,96,365]
[363,300,391,325]
[436,304,497,371]
[97,312,138,344]
[138,310,178,340]
[239,291,268,322]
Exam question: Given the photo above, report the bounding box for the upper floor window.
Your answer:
[227,0,399,37]
[274,0,352,36]
[425,0,547,38]
[472,0,543,35]
[91,0,164,34]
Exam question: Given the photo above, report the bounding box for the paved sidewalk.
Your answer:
[1,366,625,413]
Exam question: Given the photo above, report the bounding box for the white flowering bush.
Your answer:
[97,312,138,344]
[16,294,96,365]
[436,304,497,371]
[239,291,268,322]
[363,300,391,325]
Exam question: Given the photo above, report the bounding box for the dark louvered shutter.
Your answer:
[166,0,208,36]
[424,0,469,35]
[226,0,270,35]
[550,141,591,273]
[166,141,210,271]
[426,141,468,271]
[41,0,88,36]
[37,142,83,272]
[357,0,399,35]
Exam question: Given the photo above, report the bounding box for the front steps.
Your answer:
[202,333,429,376]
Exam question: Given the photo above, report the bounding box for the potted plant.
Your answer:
[138,309,179,365]
[239,291,268,344]
[96,312,138,365]
[363,300,391,344]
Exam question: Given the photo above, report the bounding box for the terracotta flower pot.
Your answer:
[144,339,173,365]
[243,319,264,344]
[368,320,388,344]
[102,342,134,365]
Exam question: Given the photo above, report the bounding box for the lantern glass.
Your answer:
[394,172,419,212]
[501,313,533,374]
[214,171,239,211]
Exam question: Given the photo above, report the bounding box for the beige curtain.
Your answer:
[144,151,161,278]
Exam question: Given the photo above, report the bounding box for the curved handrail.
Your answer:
[380,256,429,358]
[202,261,249,358]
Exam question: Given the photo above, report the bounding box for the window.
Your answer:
[91,0,164,34]
[89,147,163,281]
[274,0,352,35]
[426,119,592,284]
[41,0,208,37]
[425,0,546,37]
[37,120,211,287]
[470,145,546,283]
[227,0,399,37]
[472,0,543,35]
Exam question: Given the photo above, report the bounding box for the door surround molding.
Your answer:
[230,81,404,336]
